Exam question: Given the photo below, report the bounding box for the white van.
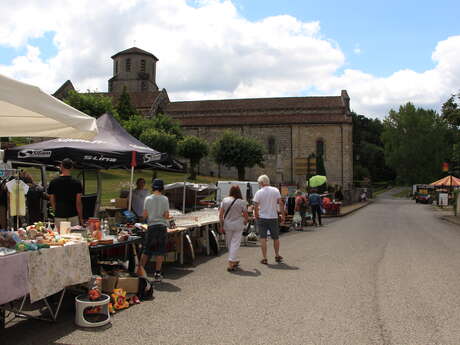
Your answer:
[216,181,260,203]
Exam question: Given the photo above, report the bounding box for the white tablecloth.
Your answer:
[0,243,92,304]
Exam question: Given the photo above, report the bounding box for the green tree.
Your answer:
[152,113,183,140]
[116,87,138,121]
[122,115,153,139]
[63,90,118,119]
[211,131,265,180]
[382,102,450,185]
[451,143,460,177]
[352,113,395,182]
[139,128,177,156]
[441,93,460,128]
[177,136,209,179]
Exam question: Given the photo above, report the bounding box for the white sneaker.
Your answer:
[153,272,163,282]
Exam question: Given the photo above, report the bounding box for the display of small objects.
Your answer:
[111,288,129,310]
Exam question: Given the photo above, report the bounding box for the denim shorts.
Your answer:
[257,218,280,240]
[143,224,167,256]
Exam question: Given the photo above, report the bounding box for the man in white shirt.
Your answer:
[253,174,285,264]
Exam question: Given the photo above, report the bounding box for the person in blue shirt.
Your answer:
[308,189,323,227]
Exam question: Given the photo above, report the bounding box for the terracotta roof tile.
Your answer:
[165,96,344,113]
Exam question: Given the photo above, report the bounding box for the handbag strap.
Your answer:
[224,198,238,220]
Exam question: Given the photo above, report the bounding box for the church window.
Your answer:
[316,139,325,158]
[140,59,146,72]
[126,58,131,72]
[268,136,276,155]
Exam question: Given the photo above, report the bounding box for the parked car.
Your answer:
[415,193,432,204]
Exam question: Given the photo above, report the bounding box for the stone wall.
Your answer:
[182,122,353,190]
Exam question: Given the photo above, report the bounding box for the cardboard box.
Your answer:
[115,198,128,209]
[102,276,118,293]
[116,277,139,294]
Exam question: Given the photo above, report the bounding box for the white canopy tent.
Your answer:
[0,73,98,139]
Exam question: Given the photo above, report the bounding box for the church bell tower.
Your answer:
[108,47,159,93]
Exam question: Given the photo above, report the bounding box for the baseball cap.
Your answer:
[152,178,164,191]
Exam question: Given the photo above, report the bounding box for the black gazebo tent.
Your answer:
[5,113,166,168]
[4,113,174,217]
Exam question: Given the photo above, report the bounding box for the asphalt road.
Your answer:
[5,189,460,345]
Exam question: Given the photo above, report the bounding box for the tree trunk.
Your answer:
[189,163,197,180]
[237,167,245,181]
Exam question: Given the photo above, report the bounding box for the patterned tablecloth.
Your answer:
[0,251,29,305]
[0,243,92,304]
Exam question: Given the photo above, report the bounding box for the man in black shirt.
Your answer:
[47,158,83,227]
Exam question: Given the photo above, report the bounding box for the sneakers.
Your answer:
[153,272,163,283]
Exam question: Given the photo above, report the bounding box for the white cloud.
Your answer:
[320,35,460,117]
[0,0,459,119]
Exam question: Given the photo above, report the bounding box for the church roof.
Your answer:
[111,47,158,60]
[164,95,351,126]
[165,96,345,113]
[167,96,344,113]
[53,80,75,99]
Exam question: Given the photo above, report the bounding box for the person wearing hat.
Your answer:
[137,179,170,282]
[47,158,83,227]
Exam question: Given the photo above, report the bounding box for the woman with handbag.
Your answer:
[219,185,249,272]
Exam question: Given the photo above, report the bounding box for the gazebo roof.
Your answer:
[429,175,460,187]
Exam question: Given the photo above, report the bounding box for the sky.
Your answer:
[0,0,459,119]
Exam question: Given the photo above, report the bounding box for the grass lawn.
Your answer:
[23,167,222,206]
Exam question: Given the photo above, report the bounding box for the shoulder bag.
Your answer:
[224,198,238,220]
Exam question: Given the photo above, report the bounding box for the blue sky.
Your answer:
[0,32,58,65]
[0,0,459,118]
[233,0,459,76]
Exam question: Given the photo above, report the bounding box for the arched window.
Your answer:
[316,139,325,158]
[126,58,131,72]
[268,136,276,155]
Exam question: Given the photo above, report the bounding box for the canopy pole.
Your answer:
[95,170,102,218]
[128,166,134,212]
[41,165,47,221]
[182,180,186,214]
[128,151,137,213]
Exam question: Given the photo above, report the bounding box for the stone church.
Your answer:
[54,47,353,189]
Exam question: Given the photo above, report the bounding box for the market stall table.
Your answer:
[88,236,143,275]
[0,242,92,327]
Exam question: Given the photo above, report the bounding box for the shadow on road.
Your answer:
[231,268,261,277]
[154,281,181,292]
[267,263,299,270]
[1,294,79,345]
[149,266,194,281]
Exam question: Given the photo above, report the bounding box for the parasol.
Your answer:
[308,175,327,188]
